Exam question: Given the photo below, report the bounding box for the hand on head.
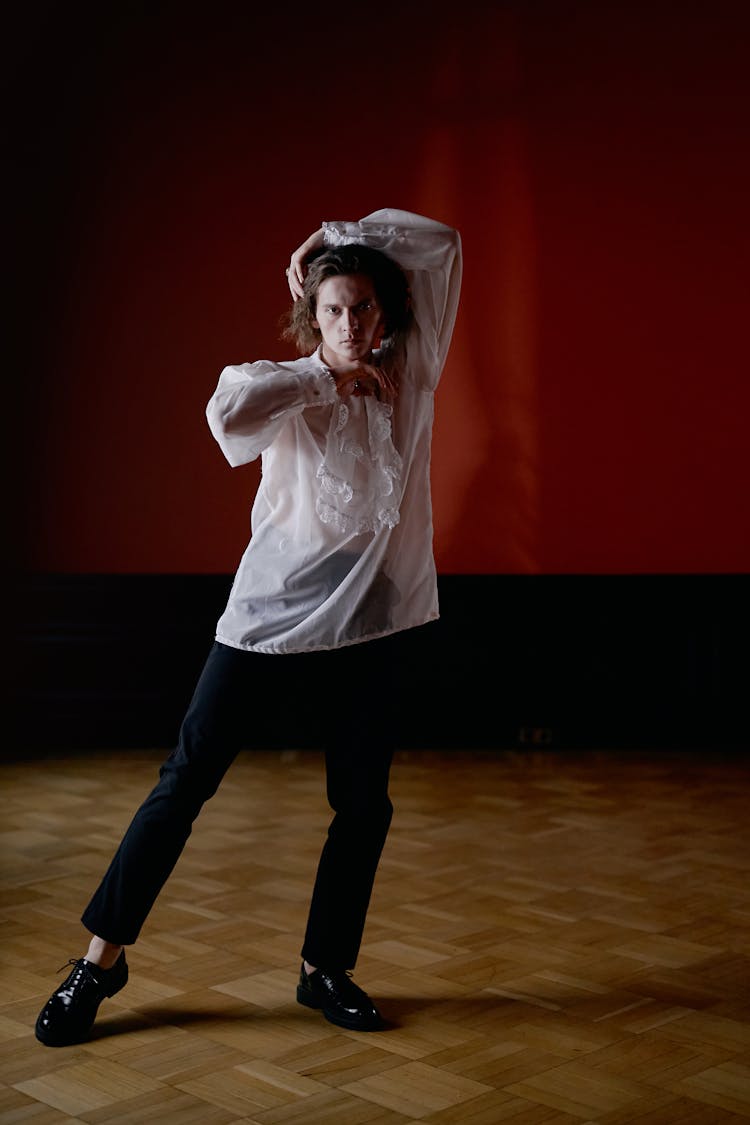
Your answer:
[287,228,325,300]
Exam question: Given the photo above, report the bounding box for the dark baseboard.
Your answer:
[9,573,748,755]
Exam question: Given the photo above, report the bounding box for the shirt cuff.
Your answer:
[323,220,369,247]
[296,363,338,406]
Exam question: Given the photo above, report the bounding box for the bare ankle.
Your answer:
[86,936,124,970]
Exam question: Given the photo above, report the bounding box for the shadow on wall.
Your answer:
[421,8,541,575]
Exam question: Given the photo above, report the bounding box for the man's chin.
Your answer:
[340,346,370,361]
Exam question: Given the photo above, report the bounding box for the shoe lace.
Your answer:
[57,957,85,974]
[318,968,353,981]
[54,959,89,1007]
[325,969,363,999]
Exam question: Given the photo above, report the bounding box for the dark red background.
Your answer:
[14,2,750,575]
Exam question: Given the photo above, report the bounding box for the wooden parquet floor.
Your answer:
[1,747,749,1123]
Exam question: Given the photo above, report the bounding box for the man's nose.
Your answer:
[342,309,359,331]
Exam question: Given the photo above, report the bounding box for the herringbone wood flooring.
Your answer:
[1,748,749,1123]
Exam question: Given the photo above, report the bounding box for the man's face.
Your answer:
[313,273,385,370]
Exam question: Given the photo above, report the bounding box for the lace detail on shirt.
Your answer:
[315,395,403,535]
[317,465,354,505]
[323,221,401,247]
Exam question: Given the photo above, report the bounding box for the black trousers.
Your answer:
[82,632,404,970]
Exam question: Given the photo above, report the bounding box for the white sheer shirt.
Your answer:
[206,208,462,654]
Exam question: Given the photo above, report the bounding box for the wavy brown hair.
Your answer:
[281,243,411,355]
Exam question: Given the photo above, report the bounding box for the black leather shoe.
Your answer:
[35,953,128,1047]
[296,963,385,1031]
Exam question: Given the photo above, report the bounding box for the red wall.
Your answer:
[15,3,750,574]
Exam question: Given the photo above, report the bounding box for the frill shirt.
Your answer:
[206,208,462,653]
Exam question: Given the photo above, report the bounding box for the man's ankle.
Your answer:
[85,937,124,971]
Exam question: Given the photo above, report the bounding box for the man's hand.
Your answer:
[331,363,398,405]
[286,228,325,300]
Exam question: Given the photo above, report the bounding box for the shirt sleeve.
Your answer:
[322,208,462,391]
[206,358,338,467]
